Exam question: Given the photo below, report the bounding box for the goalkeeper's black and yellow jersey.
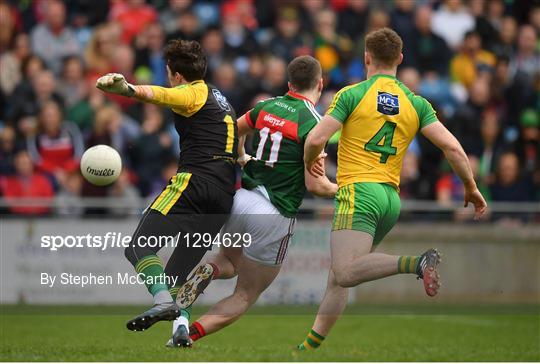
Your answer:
[142,80,238,193]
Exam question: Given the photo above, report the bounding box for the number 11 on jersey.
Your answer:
[255,127,283,167]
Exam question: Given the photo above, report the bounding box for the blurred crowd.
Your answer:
[0,0,538,219]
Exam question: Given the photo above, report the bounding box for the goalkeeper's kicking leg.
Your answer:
[123,180,232,332]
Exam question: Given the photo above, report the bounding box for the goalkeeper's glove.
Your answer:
[96,73,135,97]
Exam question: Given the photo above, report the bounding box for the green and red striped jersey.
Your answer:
[242,91,321,217]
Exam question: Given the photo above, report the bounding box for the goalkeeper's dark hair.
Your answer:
[287,55,322,92]
[163,39,207,82]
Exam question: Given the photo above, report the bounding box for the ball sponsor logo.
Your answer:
[86,166,115,177]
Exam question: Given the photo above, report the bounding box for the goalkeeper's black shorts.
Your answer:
[124,172,233,284]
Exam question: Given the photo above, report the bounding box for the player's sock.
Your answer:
[169,286,180,301]
[135,255,172,304]
[180,305,191,320]
[397,255,420,274]
[172,314,190,334]
[172,305,192,333]
[209,263,220,279]
[189,321,206,342]
[298,329,325,350]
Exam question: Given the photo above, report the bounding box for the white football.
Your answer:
[80,145,122,186]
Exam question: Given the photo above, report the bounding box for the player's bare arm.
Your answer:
[304,115,342,177]
[421,121,488,220]
[304,160,338,197]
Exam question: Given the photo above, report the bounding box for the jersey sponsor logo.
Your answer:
[256,111,299,141]
[377,91,399,115]
[212,89,231,111]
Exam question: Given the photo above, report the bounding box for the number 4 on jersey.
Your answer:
[364,121,397,163]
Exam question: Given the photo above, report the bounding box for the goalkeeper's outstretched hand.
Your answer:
[96,73,135,97]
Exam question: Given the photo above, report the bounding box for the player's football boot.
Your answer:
[416,248,442,297]
[126,302,180,331]
[176,263,214,309]
[166,325,193,348]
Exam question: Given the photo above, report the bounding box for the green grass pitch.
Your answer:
[1,304,539,361]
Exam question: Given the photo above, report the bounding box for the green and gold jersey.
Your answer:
[242,91,321,217]
[327,74,438,189]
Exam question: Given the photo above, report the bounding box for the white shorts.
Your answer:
[221,188,295,266]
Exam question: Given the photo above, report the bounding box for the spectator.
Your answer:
[221,7,259,70]
[159,0,193,35]
[337,0,370,41]
[450,30,496,88]
[431,0,475,50]
[298,0,326,32]
[87,104,140,159]
[0,1,17,53]
[0,33,31,96]
[69,0,110,28]
[9,69,64,131]
[20,55,46,85]
[492,16,518,58]
[400,150,421,199]
[0,150,54,215]
[472,108,505,185]
[239,54,265,99]
[405,6,451,75]
[84,23,120,78]
[201,26,227,79]
[490,151,533,202]
[0,126,20,175]
[129,104,173,196]
[449,78,491,152]
[268,7,311,62]
[85,105,116,149]
[55,171,84,216]
[530,5,540,33]
[108,170,141,216]
[313,8,353,86]
[212,62,243,114]
[509,25,540,81]
[355,9,390,62]
[26,100,84,178]
[470,0,504,52]
[391,0,416,47]
[30,0,81,74]
[134,23,167,86]
[107,44,138,111]
[166,9,201,42]
[260,57,287,96]
[109,0,157,44]
[512,109,539,182]
[57,56,88,108]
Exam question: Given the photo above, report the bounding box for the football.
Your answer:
[80,145,122,186]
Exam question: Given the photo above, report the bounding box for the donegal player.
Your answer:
[298,28,487,350]
[96,40,237,340]
[168,56,337,347]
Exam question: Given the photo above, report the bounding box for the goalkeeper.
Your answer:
[96,40,237,343]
